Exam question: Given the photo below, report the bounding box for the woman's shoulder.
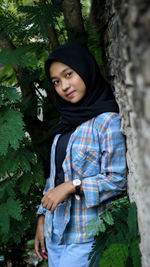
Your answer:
[94,112,121,130]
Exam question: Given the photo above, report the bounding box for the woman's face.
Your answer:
[49,61,87,104]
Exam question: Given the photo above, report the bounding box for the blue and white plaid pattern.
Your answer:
[38,112,127,244]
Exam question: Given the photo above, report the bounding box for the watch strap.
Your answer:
[75,185,80,195]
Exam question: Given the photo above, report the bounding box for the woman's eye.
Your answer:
[66,72,72,78]
[52,80,59,86]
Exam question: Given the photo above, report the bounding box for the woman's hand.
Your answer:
[41,181,75,214]
[34,215,48,261]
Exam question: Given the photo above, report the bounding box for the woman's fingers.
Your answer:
[35,239,43,260]
[42,198,53,210]
[41,182,72,211]
[42,194,58,213]
[41,194,52,209]
[50,202,57,214]
[40,238,48,260]
[34,215,47,260]
[35,237,48,260]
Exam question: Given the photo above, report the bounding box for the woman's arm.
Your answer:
[82,114,127,208]
[41,181,76,214]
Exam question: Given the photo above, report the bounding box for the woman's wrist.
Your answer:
[67,181,76,194]
[38,214,45,222]
[67,180,83,195]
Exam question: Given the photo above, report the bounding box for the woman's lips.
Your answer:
[67,91,75,98]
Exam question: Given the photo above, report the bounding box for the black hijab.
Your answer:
[44,43,119,178]
[45,43,119,128]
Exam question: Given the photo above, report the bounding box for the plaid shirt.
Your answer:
[38,112,127,244]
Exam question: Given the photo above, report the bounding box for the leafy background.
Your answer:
[0,0,94,265]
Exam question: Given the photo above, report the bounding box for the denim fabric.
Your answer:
[46,202,93,267]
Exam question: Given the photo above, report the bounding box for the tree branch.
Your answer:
[0,33,16,50]
[48,24,60,49]
[89,0,107,30]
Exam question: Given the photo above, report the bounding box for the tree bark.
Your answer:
[0,34,16,50]
[61,0,87,43]
[48,24,60,49]
[89,0,106,27]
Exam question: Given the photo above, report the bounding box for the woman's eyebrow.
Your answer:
[50,67,71,80]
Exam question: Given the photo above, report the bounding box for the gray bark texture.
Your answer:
[61,0,86,42]
[90,0,150,266]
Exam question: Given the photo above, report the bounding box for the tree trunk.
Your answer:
[89,0,106,28]
[48,24,60,49]
[61,0,87,43]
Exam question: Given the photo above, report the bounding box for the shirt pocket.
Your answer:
[71,148,101,178]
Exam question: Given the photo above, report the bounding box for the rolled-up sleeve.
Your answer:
[37,177,50,215]
[37,203,47,215]
[82,115,127,208]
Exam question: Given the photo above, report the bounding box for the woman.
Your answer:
[35,43,127,267]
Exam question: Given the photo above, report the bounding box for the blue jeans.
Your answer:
[46,202,93,267]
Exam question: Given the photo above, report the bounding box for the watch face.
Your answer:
[73,179,81,186]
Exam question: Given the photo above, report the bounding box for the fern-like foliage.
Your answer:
[0,2,64,263]
[0,5,26,42]
[0,144,37,177]
[18,3,61,38]
[0,77,45,265]
[87,195,141,267]
[0,107,25,155]
[100,243,128,267]
[0,46,38,67]
[0,85,20,105]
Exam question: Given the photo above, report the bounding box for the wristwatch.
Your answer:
[73,179,81,200]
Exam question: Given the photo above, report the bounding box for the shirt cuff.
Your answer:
[82,176,99,208]
[37,203,46,216]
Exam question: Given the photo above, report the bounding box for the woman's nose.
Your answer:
[61,79,70,91]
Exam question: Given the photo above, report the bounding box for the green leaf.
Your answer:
[0,145,37,178]
[7,197,22,221]
[32,162,45,186]
[0,179,16,200]
[0,85,20,103]
[100,243,128,267]
[20,172,32,195]
[130,240,141,267]
[0,203,10,233]
[18,4,61,38]
[0,47,38,67]
[98,220,106,233]
[0,108,25,155]
[127,202,138,238]
[0,97,2,107]
[10,148,35,173]
[0,65,17,85]
[86,216,101,237]
[102,211,114,226]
